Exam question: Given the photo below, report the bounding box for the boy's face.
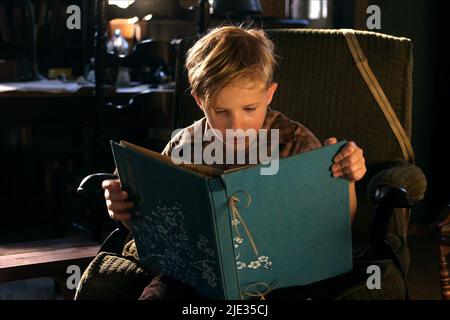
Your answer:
[193,80,278,148]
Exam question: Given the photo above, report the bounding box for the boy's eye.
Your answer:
[244,107,256,112]
[215,109,226,114]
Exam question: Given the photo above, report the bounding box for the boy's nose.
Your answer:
[230,114,243,130]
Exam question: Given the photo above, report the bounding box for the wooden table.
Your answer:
[0,86,133,126]
[0,237,100,283]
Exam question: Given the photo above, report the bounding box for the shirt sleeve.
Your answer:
[275,113,322,157]
[292,121,322,154]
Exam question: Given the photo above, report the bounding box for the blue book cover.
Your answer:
[110,140,352,300]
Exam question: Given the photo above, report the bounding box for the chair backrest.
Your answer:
[171,29,414,241]
[173,29,413,170]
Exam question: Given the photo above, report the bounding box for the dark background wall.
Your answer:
[433,0,450,220]
[368,0,436,225]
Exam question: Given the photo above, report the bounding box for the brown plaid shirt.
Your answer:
[161,107,322,170]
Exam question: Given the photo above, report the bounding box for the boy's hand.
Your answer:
[324,137,366,182]
[102,179,134,224]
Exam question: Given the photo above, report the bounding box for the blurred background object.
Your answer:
[0,0,40,81]
[107,28,130,56]
[211,0,263,16]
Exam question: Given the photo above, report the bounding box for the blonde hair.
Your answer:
[185,26,276,108]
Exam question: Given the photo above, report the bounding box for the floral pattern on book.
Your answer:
[132,201,219,288]
[232,219,273,271]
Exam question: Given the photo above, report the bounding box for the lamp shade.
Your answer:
[106,0,195,20]
[212,0,263,15]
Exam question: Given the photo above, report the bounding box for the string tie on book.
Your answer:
[241,280,280,300]
[228,191,259,257]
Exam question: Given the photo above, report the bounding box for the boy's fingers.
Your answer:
[341,166,367,181]
[332,151,363,170]
[104,189,129,201]
[323,137,337,146]
[340,163,364,175]
[333,141,357,163]
[109,210,131,221]
[332,163,365,178]
[106,200,134,212]
[334,161,364,175]
[102,179,121,190]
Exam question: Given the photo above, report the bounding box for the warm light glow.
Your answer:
[108,0,135,9]
[109,19,135,39]
[308,0,328,19]
[143,14,153,21]
[127,16,139,24]
[309,0,321,19]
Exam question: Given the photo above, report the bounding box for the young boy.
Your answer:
[98,26,366,300]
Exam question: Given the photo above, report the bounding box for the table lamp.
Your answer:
[94,1,144,106]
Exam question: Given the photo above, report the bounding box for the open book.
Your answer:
[110,140,353,300]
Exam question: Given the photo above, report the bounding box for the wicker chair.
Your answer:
[170,29,427,299]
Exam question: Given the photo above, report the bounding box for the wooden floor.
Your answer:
[0,277,63,300]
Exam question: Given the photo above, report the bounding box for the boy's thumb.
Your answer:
[324,137,337,146]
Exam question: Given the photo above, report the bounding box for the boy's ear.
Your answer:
[191,91,205,111]
[266,82,278,105]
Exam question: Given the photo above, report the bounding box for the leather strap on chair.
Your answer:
[341,29,415,164]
